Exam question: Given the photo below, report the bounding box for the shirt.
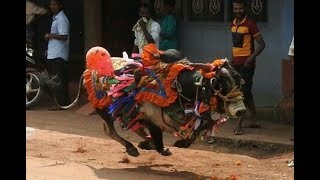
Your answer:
[47,10,70,61]
[133,19,161,55]
[231,16,261,65]
[288,36,294,56]
[159,15,177,50]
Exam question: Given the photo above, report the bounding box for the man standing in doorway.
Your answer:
[132,4,161,57]
[45,0,70,110]
[159,0,177,51]
[231,0,265,127]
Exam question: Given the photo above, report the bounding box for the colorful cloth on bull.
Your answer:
[134,63,194,107]
[198,58,228,79]
[83,69,113,109]
[133,43,194,107]
[134,44,227,108]
[83,57,144,130]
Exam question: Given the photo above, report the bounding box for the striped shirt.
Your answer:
[231,16,260,65]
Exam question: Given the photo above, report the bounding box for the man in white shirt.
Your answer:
[287,35,294,167]
[288,36,294,64]
[132,5,161,57]
[44,0,70,110]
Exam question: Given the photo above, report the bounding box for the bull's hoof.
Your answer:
[234,128,245,135]
[138,140,156,150]
[126,146,140,157]
[159,148,172,156]
[173,139,190,148]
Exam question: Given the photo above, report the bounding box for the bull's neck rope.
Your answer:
[172,75,204,111]
[172,77,191,102]
[167,75,204,138]
[212,86,244,113]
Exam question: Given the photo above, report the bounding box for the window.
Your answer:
[246,0,267,22]
[188,0,268,22]
[188,0,225,22]
[228,0,268,22]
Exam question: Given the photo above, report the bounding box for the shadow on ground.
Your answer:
[87,164,210,180]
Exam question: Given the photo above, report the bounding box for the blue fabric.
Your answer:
[144,69,166,97]
[159,15,177,50]
[108,91,138,114]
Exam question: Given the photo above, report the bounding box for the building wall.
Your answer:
[178,0,294,107]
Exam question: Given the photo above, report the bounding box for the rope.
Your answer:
[212,85,244,113]
[55,72,85,109]
[171,77,191,111]
[172,78,192,102]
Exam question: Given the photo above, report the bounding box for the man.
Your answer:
[45,0,70,111]
[288,36,294,64]
[159,0,177,50]
[287,35,294,167]
[132,5,161,57]
[230,0,265,125]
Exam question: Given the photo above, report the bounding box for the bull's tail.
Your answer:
[54,72,85,109]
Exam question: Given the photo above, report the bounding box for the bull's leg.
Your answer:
[234,117,245,135]
[174,114,211,148]
[173,138,191,148]
[147,122,172,156]
[96,108,140,157]
[133,125,156,150]
[173,133,197,148]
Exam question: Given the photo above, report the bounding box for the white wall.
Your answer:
[178,0,294,107]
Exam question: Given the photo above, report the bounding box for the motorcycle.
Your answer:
[26,42,49,109]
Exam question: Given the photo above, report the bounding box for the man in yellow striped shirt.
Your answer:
[231,0,265,125]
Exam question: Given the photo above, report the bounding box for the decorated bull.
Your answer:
[53,44,246,157]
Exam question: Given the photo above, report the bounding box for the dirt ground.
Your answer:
[26,108,294,180]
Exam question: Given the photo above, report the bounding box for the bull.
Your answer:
[52,47,246,157]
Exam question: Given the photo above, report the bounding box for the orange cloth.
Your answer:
[198,102,210,114]
[141,44,162,66]
[199,59,227,79]
[83,69,112,109]
[135,63,194,107]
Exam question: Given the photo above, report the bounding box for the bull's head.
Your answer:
[174,60,246,146]
[209,60,246,118]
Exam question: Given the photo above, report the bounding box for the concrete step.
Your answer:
[256,106,277,122]
[256,106,293,125]
[205,136,293,156]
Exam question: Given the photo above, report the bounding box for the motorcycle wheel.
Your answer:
[26,68,45,109]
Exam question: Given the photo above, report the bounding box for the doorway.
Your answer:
[101,0,139,57]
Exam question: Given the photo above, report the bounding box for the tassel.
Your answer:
[108,91,138,114]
